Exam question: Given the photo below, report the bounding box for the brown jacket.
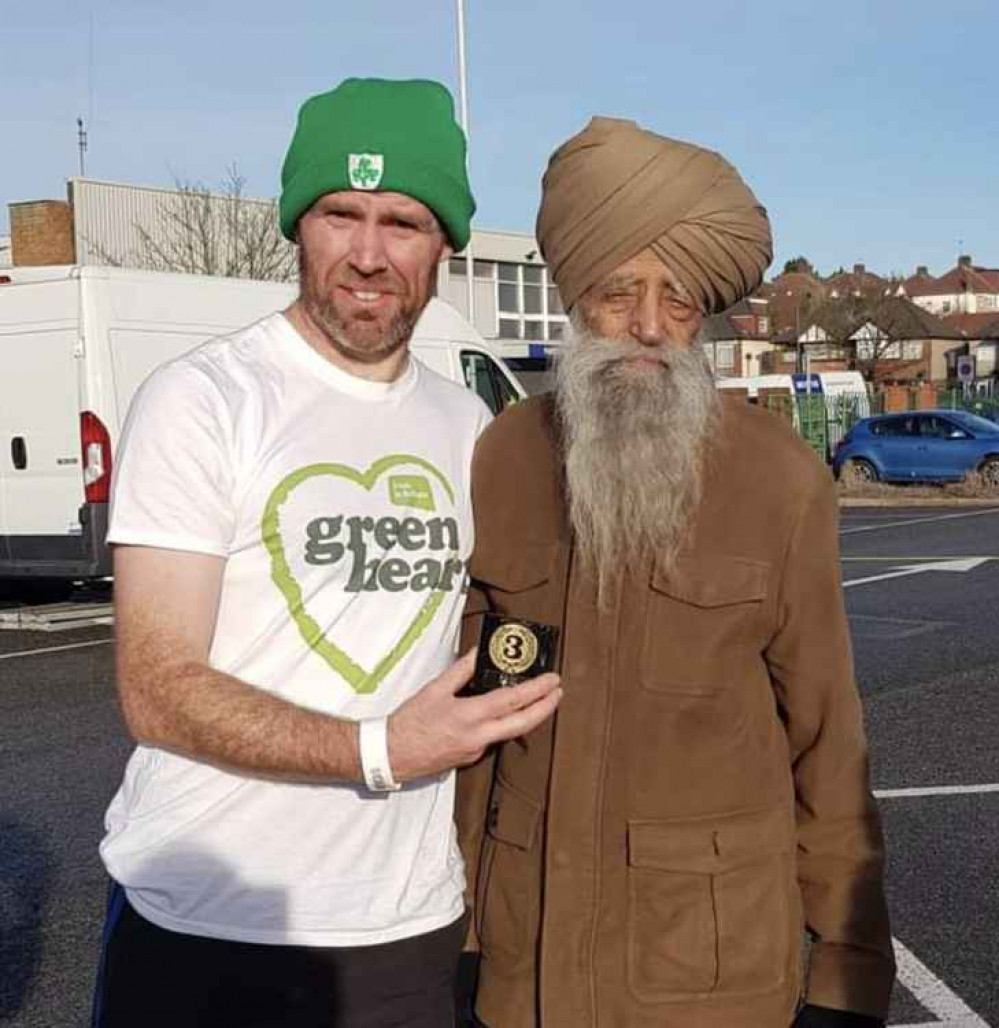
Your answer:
[457,394,894,1028]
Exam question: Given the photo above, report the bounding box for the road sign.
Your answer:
[956,355,976,384]
[792,372,823,395]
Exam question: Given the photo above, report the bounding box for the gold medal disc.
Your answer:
[488,622,539,676]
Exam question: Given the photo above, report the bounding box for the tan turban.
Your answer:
[536,117,773,314]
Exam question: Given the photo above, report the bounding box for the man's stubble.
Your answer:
[297,247,419,365]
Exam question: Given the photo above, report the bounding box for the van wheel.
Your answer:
[844,458,878,483]
[979,457,999,490]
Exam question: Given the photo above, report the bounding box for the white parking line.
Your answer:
[875,784,999,799]
[840,508,999,535]
[0,639,112,661]
[893,936,990,1026]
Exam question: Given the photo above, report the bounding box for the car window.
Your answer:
[950,411,999,436]
[489,358,522,411]
[460,351,504,415]
[871,418,913,438]
[919,416,968,440]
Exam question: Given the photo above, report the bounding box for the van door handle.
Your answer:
[11,437,27,470]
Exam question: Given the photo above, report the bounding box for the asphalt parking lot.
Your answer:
[1,506,997,1027]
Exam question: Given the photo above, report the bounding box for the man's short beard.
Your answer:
[297,248,418,365]
[554,316,720,599]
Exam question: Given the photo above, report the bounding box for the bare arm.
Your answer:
[114,545,561,785]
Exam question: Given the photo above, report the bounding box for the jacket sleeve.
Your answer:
[764,471,895,1018]
[455,577,496,952]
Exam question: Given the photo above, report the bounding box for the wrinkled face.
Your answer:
[296,190,452,364]
[575,248,703,355]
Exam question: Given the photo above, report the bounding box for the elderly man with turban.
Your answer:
[456,118,895,1028]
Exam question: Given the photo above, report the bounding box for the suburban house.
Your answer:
[902,256,999,317]
[702,297,775,378]
[764,296,963,385]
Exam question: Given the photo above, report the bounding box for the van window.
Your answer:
[460,351,520,416]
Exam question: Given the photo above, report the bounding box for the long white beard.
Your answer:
[554,322,720,599]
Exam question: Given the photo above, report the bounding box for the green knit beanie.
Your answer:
[279,78,475,250]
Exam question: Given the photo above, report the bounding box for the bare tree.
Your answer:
[89,166,297,282]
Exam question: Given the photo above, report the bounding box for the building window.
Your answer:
[979,295,996,310]
[491,261,568,342]
[758,317,768,335]
[448,258,496,280]
[716,344,735,369]
[903,341,923,360]
[941,300,952,314]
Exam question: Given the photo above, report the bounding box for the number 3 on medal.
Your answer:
[489,623,539,676]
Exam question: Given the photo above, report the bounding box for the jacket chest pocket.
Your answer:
[626,806,796,1002]
[641,554,769,695]
[470,542,559,623]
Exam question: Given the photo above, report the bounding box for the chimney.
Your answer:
[916,265,929,276]
[9,200,76,266]
[958,255,972,267]
[853,263,866,276]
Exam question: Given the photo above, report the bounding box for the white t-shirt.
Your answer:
[101,312,491,947]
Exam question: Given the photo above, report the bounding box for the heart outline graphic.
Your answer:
[262,455,458,695]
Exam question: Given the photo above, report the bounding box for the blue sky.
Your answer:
[4,0,997,278]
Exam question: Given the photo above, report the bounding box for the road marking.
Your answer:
[840,508,999,535]
[0,639,112,661]
[843,557,990,589]
[841,556,999,562]
[876,784,999,799]
[893,936,990,1026]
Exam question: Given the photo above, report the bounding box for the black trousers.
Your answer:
[92,883,466,1028]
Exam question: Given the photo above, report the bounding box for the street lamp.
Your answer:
[455,0,475,324]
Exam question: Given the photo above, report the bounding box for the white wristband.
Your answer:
[359,717,401,792]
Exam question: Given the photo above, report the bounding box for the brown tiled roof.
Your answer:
[905,262,999,298]
[948,313,999,339]
[824,264,889,298]
[798,296,963,342]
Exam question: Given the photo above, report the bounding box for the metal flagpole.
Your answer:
[455,0,475,324]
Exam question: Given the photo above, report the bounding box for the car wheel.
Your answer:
[979,457,999,490]
[844,458,879,483]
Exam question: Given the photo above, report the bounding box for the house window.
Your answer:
[941,300,953,314]
[758,317,769,335]
[979,296,996,310]
[903,341,923,360]
[716,343,735,369]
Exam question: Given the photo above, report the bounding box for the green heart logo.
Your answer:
[262,455,458,695]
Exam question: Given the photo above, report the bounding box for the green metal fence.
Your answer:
[760,388,999,462]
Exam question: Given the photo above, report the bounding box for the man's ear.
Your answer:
[438,242,455,264]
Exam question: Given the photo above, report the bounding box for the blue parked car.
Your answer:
[833,410,999,486]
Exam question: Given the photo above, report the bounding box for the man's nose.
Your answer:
[348,220,389,276]
[629,293,669,347]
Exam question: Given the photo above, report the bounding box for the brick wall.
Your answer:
[9,201,76,265]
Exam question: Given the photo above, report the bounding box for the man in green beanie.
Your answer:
[91,77,561,1028]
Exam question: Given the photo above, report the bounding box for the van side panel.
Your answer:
[0,278,90,573]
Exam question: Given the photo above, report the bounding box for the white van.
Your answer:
[0,265,523,582]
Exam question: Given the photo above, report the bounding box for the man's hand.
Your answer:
[793,1005,885,1028]
[388,649,561,781]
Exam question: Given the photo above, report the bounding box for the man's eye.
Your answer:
[665,299,697,321]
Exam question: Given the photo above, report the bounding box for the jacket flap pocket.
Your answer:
[471,542,556,593]
[628,806,792,874]
[487,777,542,850]
[650,555,769,608]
